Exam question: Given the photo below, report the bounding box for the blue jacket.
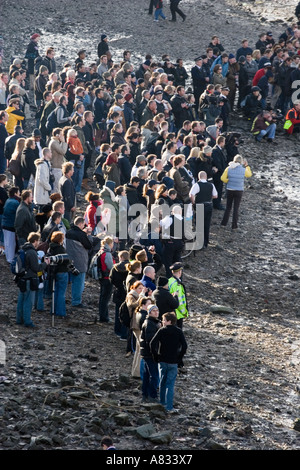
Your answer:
[2,197,20,230]
[210,56,229,78]
[141,275,156,293]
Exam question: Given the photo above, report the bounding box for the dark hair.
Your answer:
[9,186,19,198]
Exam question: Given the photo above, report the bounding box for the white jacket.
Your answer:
[34,158,52,205]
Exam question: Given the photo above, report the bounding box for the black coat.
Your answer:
[152,286,179,319]
[140,315,161,359]
[212,145,227,178]
[109,260,129,303]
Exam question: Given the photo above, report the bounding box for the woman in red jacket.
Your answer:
[84,191,103,234]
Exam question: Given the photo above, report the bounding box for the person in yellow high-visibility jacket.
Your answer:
[5,98,25,135]
[168,262,188,330]
[284,100,300,136]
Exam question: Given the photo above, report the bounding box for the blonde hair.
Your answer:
[101,236,113,246]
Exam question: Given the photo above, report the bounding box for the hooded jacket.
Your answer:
[22,242,47,279]
[34,158,52,205]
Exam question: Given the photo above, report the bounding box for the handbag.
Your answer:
[8,159,21,177]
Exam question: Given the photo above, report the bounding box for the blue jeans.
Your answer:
[34,287,44,311]
[256,123,276,141]
[16,280,35,326]
[142,357,159,399]
[159,362,178,411]
[70,272,85,306]
[52,272,68,316]
[71,159,85,192]
[154,8,166,19]
[99,278,112,322]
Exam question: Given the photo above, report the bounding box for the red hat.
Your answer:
[124,93,133,102]
[30,33,40,40]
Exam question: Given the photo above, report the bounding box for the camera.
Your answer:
[45,254,80,276]
[68,262,80,276]
[46,254,70,265]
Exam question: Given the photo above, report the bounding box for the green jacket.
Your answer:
[168,276,188,320]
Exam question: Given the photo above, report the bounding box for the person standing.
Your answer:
[98,236,115,323]
[150,311,187,412]
[167,262,188,329]
[2,186,20,263]
[25,33,40,90]
[14,189,38,247]
[212,135,227,210]
[47,231,69,317]
[169,0,186,22]
[109,250,130,337]
[58,162,76,223]
[16,231,49,328]
[33,147,53,212]
[189,170,218,248]
[66,216,93,308]
[220,155,252,231]
[49,128,68,193]
[0,111,8,173]
[140,304,161,402]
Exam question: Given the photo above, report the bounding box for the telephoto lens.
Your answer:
[46,254,70,264]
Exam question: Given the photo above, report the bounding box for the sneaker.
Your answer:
[167,408,179,414]
[153,19,158,22]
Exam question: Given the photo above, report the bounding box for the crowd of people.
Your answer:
[1,6,300,412]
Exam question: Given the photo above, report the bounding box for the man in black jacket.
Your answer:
[109,250,129,338]
[170,86,190,131]
[150,311,187,412]
[191,57,210,112]
[16,231,49,327]
[140,304,161,402]
[212,136,227,210]
[82,110,95,183]
[14,189,38,247]
[152,276,179,319]
[59,162,76,222]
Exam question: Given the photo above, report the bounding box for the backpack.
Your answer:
[88,250,103,280]
[45,108,58,134]
[10,249,26,278]
[119,300,131,327]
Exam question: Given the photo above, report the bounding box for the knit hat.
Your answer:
[105,180,116,192]
[30,33,40,40]
[147,304,159,314]
[228,53,235,59]
[101,34,107,41]
[124,93,133,101]
[137,78,145,85]
[157,276,168,287]
[137,155,147,163]
[238,55,246,63]
[32,128,41,137]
